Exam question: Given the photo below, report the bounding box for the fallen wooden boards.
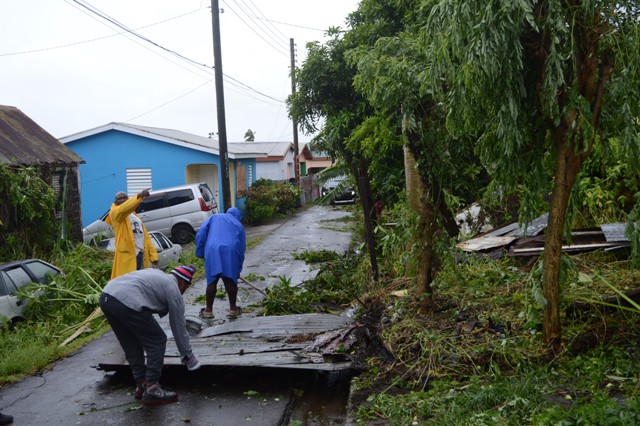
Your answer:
[98,313,355,372]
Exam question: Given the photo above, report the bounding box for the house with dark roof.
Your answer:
[60,122,267,227]
[299,142,332,176]
[0,104,85,242]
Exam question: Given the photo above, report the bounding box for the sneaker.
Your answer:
[185,354,201,371]
[134,380,146,400]
[142,383,178,405]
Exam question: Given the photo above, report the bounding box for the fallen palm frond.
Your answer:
[59,306,105,347]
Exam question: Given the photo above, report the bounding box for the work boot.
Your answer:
[0,412,13,425]
[134,379,147,400]
[142,383,178,405]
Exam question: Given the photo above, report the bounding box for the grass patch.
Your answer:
[0,241,204,385]
[350,249,640,425]
[247,235,266,251]
[292,249,339,263]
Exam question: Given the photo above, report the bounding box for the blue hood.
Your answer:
[227,207,243,222]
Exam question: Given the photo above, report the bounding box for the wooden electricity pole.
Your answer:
[290,38,300,184]
[211,0,231,212]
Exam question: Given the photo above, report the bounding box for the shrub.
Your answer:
[245,179,301,223]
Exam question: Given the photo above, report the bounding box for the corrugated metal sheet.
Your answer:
[0,105,84,165]
[600,223,629,242]
[487,213,549,238]
[457,236,518,252]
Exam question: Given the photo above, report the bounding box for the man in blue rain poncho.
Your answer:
[195,207,246,319]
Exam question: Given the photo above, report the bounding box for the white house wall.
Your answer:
[256,150,295,181]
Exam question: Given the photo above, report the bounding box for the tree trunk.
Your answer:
[404,146,435,312]
[542,136,582,352]
[539,6,612,353]
[355,157,379,284]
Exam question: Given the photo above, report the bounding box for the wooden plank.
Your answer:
[98,313,355,372]
[198,313,352,338]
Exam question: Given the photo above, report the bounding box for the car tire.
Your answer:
[172,224,195,244]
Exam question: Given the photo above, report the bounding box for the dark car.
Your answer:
[321,177,357,205]
[0,259,63,323]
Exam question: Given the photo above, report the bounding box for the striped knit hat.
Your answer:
[171,264,196,285]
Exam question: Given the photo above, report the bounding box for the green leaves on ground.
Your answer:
[261,250,364,316]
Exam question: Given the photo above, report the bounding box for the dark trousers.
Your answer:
[136,251,144,270]
[99,293,167,384]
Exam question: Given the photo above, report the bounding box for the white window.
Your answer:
[126,168,152,195]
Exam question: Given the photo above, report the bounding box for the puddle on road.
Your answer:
[288,370,353,426]
[104,366,354,425]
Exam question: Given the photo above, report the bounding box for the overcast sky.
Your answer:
[1,0,359,142]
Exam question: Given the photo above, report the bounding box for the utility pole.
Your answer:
[211,0,231,212]
[290,38,300,184]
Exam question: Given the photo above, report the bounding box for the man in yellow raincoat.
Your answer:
[106,189,158,279]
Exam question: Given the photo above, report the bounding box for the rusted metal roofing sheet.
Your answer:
[0,105,84,165]
[97,313,355,372]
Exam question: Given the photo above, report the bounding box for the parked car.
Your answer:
[82,210,113,244]
[83,182,218,245]
[0,259,63,323]
[98,231,183,270]
[321,177,357,205]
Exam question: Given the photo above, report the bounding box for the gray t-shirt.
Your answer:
[103,268,192,357]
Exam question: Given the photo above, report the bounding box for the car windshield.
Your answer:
[325,177,345,187]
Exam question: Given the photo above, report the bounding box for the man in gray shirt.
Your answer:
[99,265,200,405]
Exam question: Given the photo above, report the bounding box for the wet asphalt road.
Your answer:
[0,205,354,425]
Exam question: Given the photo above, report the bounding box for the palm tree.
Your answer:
[244,129,256,142]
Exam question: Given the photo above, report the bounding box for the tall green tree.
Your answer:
[421,0,640,350]
[288,29,387,281]
[348,0,490,311]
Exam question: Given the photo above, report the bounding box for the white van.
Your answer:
[83,182,218,244]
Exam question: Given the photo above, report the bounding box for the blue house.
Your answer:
[61,122,265,227]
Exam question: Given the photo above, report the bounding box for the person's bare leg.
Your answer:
[222,277,239,314]
[204,278,219,316]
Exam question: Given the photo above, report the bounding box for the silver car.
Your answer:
[98,231,183,270]
[0,259,63,323]
[83,182,218,245]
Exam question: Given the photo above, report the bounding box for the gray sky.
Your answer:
[1,0,359,142]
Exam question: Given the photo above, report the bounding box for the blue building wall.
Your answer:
[65,130,224,226]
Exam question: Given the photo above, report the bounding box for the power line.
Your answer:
[244,0,289,40]
[0,8,201,57]
[233,0,290,47]
[257,17,331,33]
[69,0,284,103]
[124,78,214,122]
[221,0,288,57]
